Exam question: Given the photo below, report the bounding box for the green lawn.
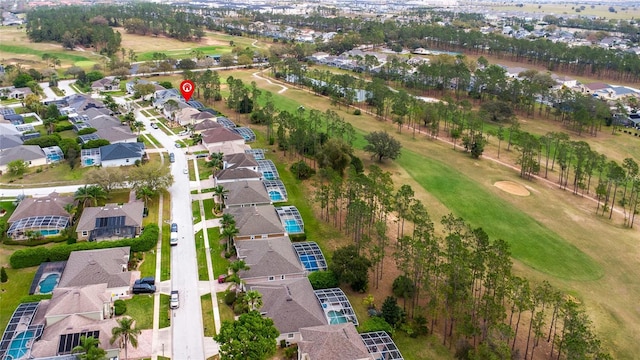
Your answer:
[0,162,90,185]
[216,292,235,324]
[201,293,215,337]
[396,150,603,281]
[138,250,157,278]
[123,295,154,330]
[195,230,209,281]
[203,198,215,220]
[206,228,228,277]
[161,223,171,281]
[193,201,202,225]
[160,294,170,328]
[0,267,36,333]
[0,44,91,62]
[196,159,214,180]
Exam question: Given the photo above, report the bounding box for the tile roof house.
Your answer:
[249,277,327,345]
[91,76,120,92]
[224,205,285,240]
[214,167,262,185]
[76,202,144,241]
[101,142,145,167]
[7,192,73,240]
[298,323,373,360]
[235,236,306,284]
[173,106,201,126]
[192,119,223,134]
[223,153,259,171]
[0,144,47,173]
[30,284,120,359]
[202,127,246,155]
[222,180,271,208]
[87,114,138,144]
[65,94,107,113]
[58,247,132,299]
[153,88,182,108]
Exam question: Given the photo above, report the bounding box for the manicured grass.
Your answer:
[216,292,235,324]
[393,332,454,360]
[193,201,202,224]
[138,250,157,278]
[0,267,37,333]
[206,227,228,277]
[396,149,603,281]
[196,159,214,180]
[142,134,162,148]
[161,192,171,281]
[105,190,131,205]
[0,44,91,62]
[195,230,209,281]
[0,162,90,185]
[201,293,215,337]
[203,198,215,220]
[142,195,160,227]
[160,294,170,328]
[123,295,154,330]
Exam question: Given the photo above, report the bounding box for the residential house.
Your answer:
[298,323,373,360]
[202,127,247,155]
[126,79,165,96]
[76,202,144,241]
[58,247,133,299]
[65,94,107,114]
[87,113,138,144]
[29,284,120,359]
[6,192,73,240]
[42,146,64,164]
[192,119,222,134]
[235,236,306,284]
[91,76,120,92]
[173,106,201,126]
[153,88,182,108]
[249,277,327,345]
[223,153,259,171]
[214,168,262,185]
[224,205,285,240]
[100,142,145,167]
[189,110,217,124]
[551,74,578,88]
[0,145,47,173]
[222,180,271,208]
[0,123,23,150]
[581,82,610,95]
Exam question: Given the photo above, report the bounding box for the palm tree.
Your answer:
[133,120,144,135]
[72,336,106,360]
[206,152,224,171]
[110,317,141,360]
[221,213,235,229]
[212,185,229,210]
[190,132,203,145]
[87,185,108,207]
[227,259,250,294]
[64,202,78,225]
[74,185,93,208]
[242,290,263,312]
[222,223,239,254]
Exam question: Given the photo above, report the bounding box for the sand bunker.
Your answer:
[494,181,530,196]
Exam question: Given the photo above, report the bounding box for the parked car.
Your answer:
[218,275,227,284]
[175,142,182,148]
[183,168,188,174]
[132,283,156,294]
[170,290,179,309]
[169,153,175,163]
[170,232,178,246]
[171,223,178,232]
[138,277,155,285]
[150,123,159,129]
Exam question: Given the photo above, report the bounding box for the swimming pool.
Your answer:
[299,254,318,271]
[327,310,348,325]
[38,273,60,294]
[268,190,284,201]
[284,219,302,233]
[5,330,35,360]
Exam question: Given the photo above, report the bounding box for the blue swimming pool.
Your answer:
[39,273,60,294]
[299,254,318,271]
[284,219,302,233]
[268,191,284,201]
[327,310,347,325]
[6,330,35,360]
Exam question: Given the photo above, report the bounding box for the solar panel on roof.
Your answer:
[58,331,99,355]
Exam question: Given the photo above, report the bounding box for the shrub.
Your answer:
[354,109,361,115]
[290,161,315,180]
[289,233,307,242]
[284,345,298,359]
[54,123,75,132]
[308,270,339,290]
[114,300,127,315]
[1,267,7,283]
[357,316,394,335]
[224,291,236,306]
[77,127,97,135]
[19,294,52,303]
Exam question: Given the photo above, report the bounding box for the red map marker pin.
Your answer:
[180,79,195,102]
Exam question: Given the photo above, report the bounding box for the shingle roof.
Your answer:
[58,247,131,288]
[224,153,259,169]
[225,205,284,237]
[235,237,305,279]
[298,323,373,360]
[0,134,23,150]
[43,284,110,319]
[100,142,145,161]
[193,119,222,131]
[202,127,244,144]
[0,144,44,165]
[215,167,262,181]
[249,278,327,333]
[8,192,73,223]
[222,180,271,207]
[76,203,144,233]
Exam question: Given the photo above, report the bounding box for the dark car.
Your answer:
[132,283,156,294]
[171,223,178,232]
[137,277,155,285]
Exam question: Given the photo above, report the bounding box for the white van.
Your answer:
[170,231,178,246]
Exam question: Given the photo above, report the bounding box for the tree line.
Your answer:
[313,164,610,359]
